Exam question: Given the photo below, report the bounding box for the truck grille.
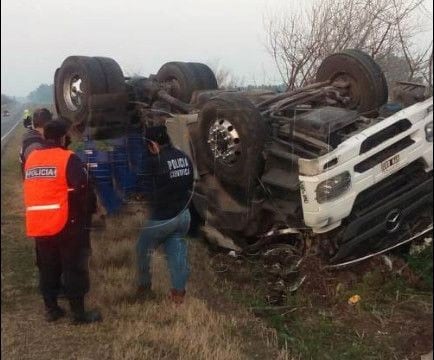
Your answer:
[359,119,412,154]
[354,136,415,173]
[351,161,428,217]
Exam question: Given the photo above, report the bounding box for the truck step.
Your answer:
[261,168,299,192]
[268,144,300,164]
[262,198,301,218]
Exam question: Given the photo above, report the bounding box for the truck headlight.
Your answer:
[316,172,351,203]
[426,122,433,142]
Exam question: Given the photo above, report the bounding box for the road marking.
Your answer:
[1,118,22,143]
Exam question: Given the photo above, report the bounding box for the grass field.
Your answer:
[210,236,433,359]
[1,124,432,359]
[1,125,288,359]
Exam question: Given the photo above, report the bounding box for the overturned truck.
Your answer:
[54,50,434,263]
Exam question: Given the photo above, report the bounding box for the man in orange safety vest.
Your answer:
[23,120,101,324]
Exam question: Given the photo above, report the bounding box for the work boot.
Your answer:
[169,289,186,305]
[43,296,65,322]
[45,306,66,322]
[136,284,156,301]
[58,284,66,299]
[69,297,102,325]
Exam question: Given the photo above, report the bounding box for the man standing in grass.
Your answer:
[23,120,101,324]
[137,125,194,304]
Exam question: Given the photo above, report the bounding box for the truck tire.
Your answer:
[187,62,218,90]
[316,49,388,115]
[54,68,61,116]
[55,56,107,125]
[93,56,127,94]
[197,93,267,188]
[343,49,389,105]
[156,62,201,103]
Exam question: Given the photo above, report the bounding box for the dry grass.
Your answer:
[88,213,288,360]
[1,126,289,360]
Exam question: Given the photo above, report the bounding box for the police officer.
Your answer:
[136,125,194,304]
[19,108,52,178]
[23,109,32,128]
[23,120,101,324]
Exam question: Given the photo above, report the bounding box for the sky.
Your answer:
[1,0,433,97]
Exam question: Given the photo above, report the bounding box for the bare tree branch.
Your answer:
[264,0,432,88]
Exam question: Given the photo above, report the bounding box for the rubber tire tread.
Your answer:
[343,49,388,105]
[93,56,126,94]
[316,49,388,114]
[187,62,218,90]
[156,62,201,103]
[54,68,60,116]
[55,56,107,125]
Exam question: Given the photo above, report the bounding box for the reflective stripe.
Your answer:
[67,188,75,192]
[27,204,60,211]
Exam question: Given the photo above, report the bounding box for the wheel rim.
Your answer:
[64,73,84,111]
[207,118,241,166]
[161,77,182,100]
[332,73,360,109]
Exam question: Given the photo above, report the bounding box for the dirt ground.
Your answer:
[209,244,433,359]
[2,123,432,360]
[1,125,288,360]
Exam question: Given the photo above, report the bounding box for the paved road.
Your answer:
[1,103,25,154]
[1,103,24,141]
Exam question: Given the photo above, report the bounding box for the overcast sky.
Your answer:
[1,0,433,97]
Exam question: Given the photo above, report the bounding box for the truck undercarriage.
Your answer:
[53,49,434,264]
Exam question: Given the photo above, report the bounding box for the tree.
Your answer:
[1,94,17,105]
[264,0,432,90]
[27,84,54,103]
[207,60,244,89]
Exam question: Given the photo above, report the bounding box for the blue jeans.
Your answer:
[136,210,191,291]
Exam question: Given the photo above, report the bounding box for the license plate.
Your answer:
[381,154,400,172]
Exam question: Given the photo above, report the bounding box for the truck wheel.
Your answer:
[93,56,127,94]
[54,68,61,116]
[187,62,218,90]
[55,56,128,136]
[343,49,389,105]
[55,56,107,125]
[316,49,388,115]
[197,93,267,187]
[156,62,201,103]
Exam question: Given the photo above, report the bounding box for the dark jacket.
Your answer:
[142,145,194,220]
[20,129,45,178]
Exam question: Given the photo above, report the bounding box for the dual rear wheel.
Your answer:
[54,57,218,136]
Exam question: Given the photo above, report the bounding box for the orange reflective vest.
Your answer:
[24,148,74,237]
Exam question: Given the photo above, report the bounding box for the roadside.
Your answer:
[1,103,54,154]
[1,103,25,153]
[2,116,432,360]
[1,125,288,359]
[210,241,433,359]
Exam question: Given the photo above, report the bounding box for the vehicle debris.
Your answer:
[200,225,243,252]
[410,237,433,256]
[53,49,433,265]
[421,351,433,360]
[325,225,433,270]
[288,275,307,293]
[381,255,394,271]
[348,294,361,305]
[228,250,238,258]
